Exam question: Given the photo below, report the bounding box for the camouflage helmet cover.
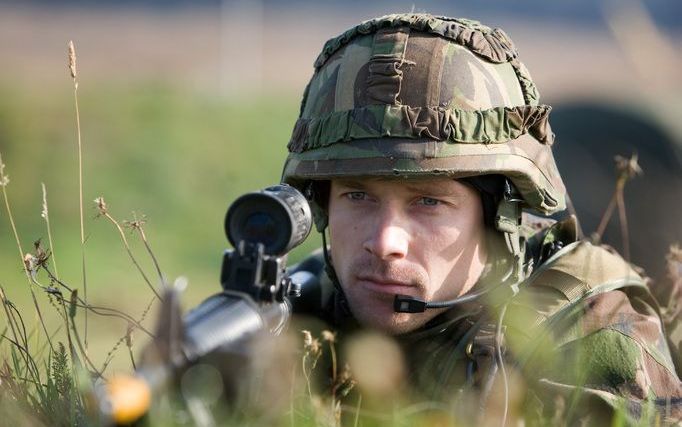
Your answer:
[282,14,566,215]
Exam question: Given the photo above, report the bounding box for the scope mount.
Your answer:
[220,240,301,303]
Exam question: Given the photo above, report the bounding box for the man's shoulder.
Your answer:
[509,240,647,332]
[530,239,646,297]
[523,214,643,293]
[507,238,657,369]
[508,240,682,422]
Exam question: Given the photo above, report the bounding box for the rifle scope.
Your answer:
[101,184,315,426]
[225,184,312,256]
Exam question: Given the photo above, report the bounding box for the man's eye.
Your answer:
[418,197,440,206]
[347,192,367,201]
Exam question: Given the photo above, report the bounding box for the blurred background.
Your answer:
[0,0,680,372]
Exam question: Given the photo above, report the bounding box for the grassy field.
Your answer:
[0,38,678,424]
[0,81,321,377]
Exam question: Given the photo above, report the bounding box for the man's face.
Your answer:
[328,177,488,335]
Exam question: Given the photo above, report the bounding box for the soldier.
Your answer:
[282,13,682,424]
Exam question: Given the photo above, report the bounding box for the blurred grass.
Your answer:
[0,81,320,372]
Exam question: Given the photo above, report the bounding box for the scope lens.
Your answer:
[225,185,312,256]
[242,212,277,247]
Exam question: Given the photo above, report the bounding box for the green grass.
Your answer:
[0,81,320,375]
[0,81,665,426]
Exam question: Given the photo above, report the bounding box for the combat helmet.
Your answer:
[281,14,567,279]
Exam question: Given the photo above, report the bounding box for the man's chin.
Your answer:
[352,308,428,335]
[344,290,435,334]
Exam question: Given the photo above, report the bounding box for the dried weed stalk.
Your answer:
[0,153,54,354]
[300,329,355,427]
[41,183,59,279]
[594,153,643,260]
[68,40,89,348]
[94,197,161,300]
[125,213,166,286]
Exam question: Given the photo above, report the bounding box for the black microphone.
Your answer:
[393,290,489,313]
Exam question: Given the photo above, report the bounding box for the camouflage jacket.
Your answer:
[293,220,682,425]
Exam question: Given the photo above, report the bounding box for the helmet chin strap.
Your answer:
[321,227,343,291]
[494,180,526,294]
[303,181,341,289]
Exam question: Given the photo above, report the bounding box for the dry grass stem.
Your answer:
[95,197,161,300]
[125,213,166,286]
[0,286,40,385]
[41,183,59,279]
[39,269,155,337]
[68,40,88,348]
[613,154,641,261]
[593,153,642,261]
[126,323,137,370]
[99,295,155,374]
[25,260,155,340]
[301,330,322,399]
[353,394,362,427]
[68,313,102,378]
[0,153,55,354]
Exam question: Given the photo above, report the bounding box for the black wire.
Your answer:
[424,289,491,309]
[424,261,515,310]
[321,227,342,290]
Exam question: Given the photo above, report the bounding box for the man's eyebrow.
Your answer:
[403,182,464,197]
[334,179,367,189]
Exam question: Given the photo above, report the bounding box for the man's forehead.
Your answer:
[331,176,471,195]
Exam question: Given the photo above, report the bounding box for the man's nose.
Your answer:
[363,207,409,260]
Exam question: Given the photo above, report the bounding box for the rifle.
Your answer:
[96,184,320,425]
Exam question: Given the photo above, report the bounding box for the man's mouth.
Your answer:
[356,275,418,296]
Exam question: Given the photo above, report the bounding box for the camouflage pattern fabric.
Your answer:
[299,227,682,424]
[505,240,682,424]
[282,14,565,215]
[654,245,682,379]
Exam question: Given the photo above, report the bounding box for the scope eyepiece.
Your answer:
[225,184,312,256]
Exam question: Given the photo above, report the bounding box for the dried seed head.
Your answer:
[69,289,78,318]
[321,330,336,344]
[41,183,49,219]
[124,212,147,230]
[311,339,321,355]
[336,363,356,397]
[301,330,321,355]
[94,196,107,216]
[337,363,356,397]
[68,40,77,80]
[33,239,49,266]
[614,153,643,181]
[23,253,38,274]
[0,157,9,187]
[125,323,135,348]
[302,330,312,347]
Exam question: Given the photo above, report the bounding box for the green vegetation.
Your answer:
[0,82,671,425]
[0,81,319,372]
